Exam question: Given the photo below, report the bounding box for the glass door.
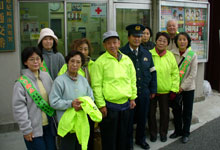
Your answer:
[114,3,151,47]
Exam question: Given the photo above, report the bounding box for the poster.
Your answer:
[68,3,82,21]
[160,6,208,60]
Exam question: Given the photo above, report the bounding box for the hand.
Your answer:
[150,93,156,99]
[72,99,83,111]
[24,132,33,142]
[179,87,183,93]
[129,100,136,109]
[100,106,107,118]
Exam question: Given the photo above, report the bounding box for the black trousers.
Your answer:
[60,133,81,150]
[100,108,130,150]
[148,94,170,137]
[127,93,150,148]
[171,90,194,137]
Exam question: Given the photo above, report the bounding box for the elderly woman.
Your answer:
[49,51,94,150]
[141,26,155,51]
[169,32,198,143]
[12,47,56,150]
[58,38,94,84]
[38,28,65,80]
[148,32,180,142]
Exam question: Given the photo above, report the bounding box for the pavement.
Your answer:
[0,91,220,150]
[160,116,220,150]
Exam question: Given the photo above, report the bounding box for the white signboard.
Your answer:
[91,3,106,17]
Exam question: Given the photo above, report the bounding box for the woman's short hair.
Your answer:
[155,32,170,45]
[70,38,93,56]
[174,32,191,49]
[38,38,58,53]
[65,50,85,66]
[21,47,43,68]
[144,26,153,37]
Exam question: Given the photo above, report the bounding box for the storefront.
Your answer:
[0,0,209,130]
[18,0,152,58]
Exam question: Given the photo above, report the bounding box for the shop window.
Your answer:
[116,8,151,47]
[20,2,65,55]
[66,3,107,59]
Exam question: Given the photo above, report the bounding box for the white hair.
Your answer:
[166,19,178,27]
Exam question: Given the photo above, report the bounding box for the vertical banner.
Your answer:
[0,0,15,52]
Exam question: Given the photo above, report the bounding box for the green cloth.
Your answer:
[58,60,94,77]
[58,96,102,150]
[90,51,137,108]
[150,48,180,93]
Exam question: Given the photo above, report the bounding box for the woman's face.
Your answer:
[24,52,42,72]
[177,35,188,51]
[156,35,168,51]
[142,28,151,43]
[42,36,54,50]
[77,43,89,57]
[68,55,82,75]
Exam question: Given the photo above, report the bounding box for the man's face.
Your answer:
[167,21,178,35]
[103,37,120,57]
[128,35,142,49]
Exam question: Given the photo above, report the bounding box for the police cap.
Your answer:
[126,24,145,36]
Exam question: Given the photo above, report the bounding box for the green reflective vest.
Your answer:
[150,48,180,93]
[90,51,137,108]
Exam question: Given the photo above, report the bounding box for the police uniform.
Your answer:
[120,24,157,149]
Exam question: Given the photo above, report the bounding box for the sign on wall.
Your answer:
[91,3,106,17]
[161,5,208,61]
[0,0,15,52]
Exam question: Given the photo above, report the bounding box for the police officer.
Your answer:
[120,24,157,150]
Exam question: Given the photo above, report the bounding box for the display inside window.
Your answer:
[161,6,208,61]
[66,3,107,59]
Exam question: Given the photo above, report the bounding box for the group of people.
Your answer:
[12,19,198,150]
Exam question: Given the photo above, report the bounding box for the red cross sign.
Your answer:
[95,7,102,15]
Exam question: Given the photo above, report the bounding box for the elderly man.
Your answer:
[120,24,157,150]
[91,31,137,150]
[166,19,179,50]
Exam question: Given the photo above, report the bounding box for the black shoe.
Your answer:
[181,136,189,143]
[169,132,182,139]
[150,136,157,142]
[160,136,167,142]
[135,141,150,150]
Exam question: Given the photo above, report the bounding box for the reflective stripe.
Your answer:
[150,66,156,72]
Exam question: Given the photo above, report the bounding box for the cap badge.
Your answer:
[135,26,141,31]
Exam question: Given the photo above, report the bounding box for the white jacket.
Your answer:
[171,48,198,91]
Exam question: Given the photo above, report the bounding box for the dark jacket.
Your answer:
[120,43,157,95]
[141,41,155,51]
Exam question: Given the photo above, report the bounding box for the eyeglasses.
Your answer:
[28,57,41,62]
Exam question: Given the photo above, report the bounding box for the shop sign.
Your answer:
[0,0,15,52]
